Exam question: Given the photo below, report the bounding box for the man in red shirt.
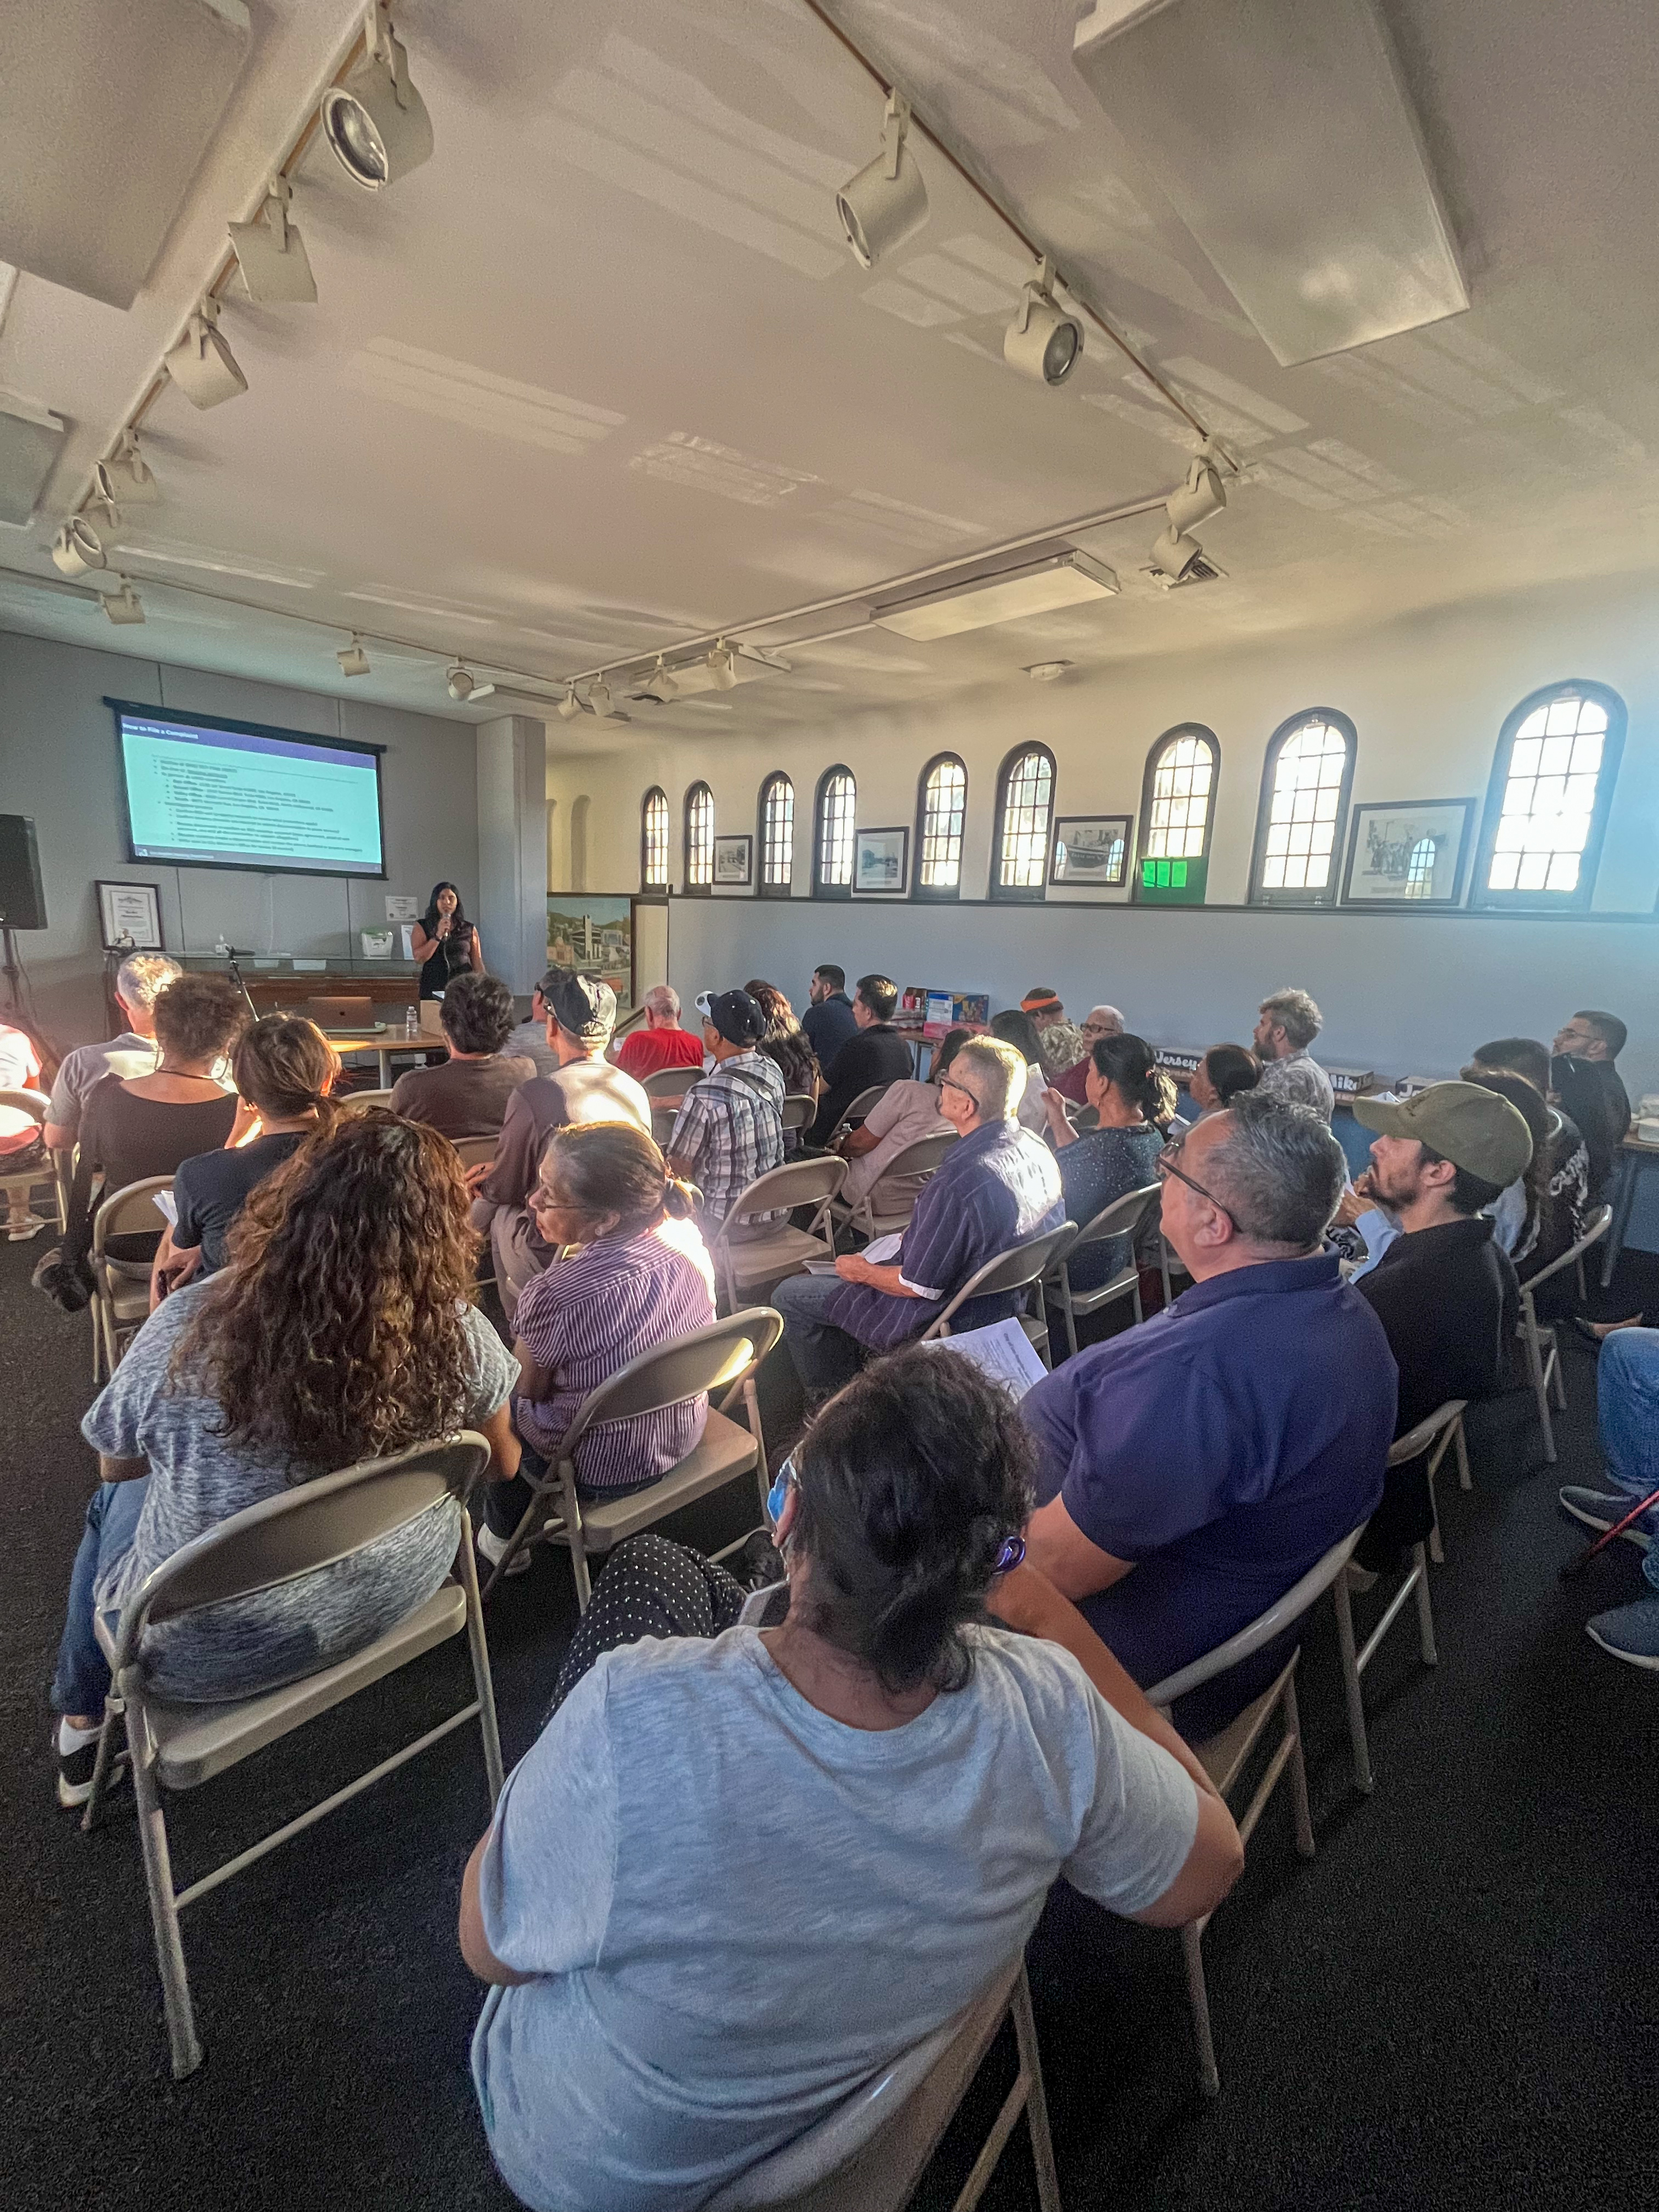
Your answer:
[615,984,705,1081]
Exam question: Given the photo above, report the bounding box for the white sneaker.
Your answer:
[7,1212,47,1242]
[476,1521,532,1577]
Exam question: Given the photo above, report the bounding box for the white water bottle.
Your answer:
[405,1004,418,1040]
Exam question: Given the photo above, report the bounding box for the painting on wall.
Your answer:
[1340,798,1475,909]
[713,834,753,887]
[1050,815,1131,888]
[547,895,633,1007]
[853,826,909,895]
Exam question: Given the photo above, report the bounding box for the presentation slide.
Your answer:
[116,709,385,877]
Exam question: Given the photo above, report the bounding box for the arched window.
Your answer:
[1404,836,1437,899]
[1135,726,1218,904]
[990,745,1056,901]
[814,765,855,898]
[1249,709,1356,905]
[641,787,669,890]
[684,782,714,893]
[915,754,967,900]
[1475,681,1626,910]
[758,772,794,898]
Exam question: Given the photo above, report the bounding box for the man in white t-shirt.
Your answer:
[44,953,180,1152]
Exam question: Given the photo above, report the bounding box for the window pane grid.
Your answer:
[1145,735,1214,860]
[761,776,794,888]
[685,785,713,887]
[919,759,966,888]
[1486,695,1606,895]
[997,751,1053,889]
[642,789,669,886]
[1259,720,1348,891]
[817,770,855,888]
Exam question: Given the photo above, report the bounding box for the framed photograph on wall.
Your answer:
[1340,798,1475,910]
[1050,814,1131,888]
[713,833,753,887]
[96,878,164,951]
[853,826,909,895]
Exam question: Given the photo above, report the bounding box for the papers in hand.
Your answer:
[863,1232,904,1263]
[919,1317,1047,1401]
[153,1189,178,1227]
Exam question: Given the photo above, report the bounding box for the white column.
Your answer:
[474,714,547,993]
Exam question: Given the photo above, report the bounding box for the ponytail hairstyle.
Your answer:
[1091,1030,1178,1128]
[789,1344,1036,1696]
[539,1118,696,1239]
[231,1014,340,1125]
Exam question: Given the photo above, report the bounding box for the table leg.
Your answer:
[1601,1150,1641,1290]
[378,1046,390,1087]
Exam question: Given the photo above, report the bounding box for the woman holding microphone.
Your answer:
[411,881,484,1003]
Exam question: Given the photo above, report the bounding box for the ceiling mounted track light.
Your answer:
[447,661,494,702]
[103,579,145,626]
[708,640,738,690]
[836,90,929,269]
[589,679,616,722]
[163,298,248,410]
[229,176,318,304]
[1005,255,1083,386]
[51,517,105,578]
[1148,526,1205,583]
[338,635,370,677]
[557,683,582,720]
[97,430,159,511]
[645,657,678,702]
[322,1,434,192]
[1164,452,1226,537]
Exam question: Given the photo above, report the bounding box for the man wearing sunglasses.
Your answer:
[1017,1093,1396,1739]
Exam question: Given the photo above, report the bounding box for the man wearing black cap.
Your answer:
[469,971,652,1322]
[666,990,786,1232]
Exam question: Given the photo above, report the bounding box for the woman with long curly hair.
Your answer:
[48,1111,519,1809]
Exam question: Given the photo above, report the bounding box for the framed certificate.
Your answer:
[96,879,164,951]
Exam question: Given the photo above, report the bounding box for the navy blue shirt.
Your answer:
[1021,1253,1396,1737]
[802,992,857,1068]
[828,1119,1064,1350]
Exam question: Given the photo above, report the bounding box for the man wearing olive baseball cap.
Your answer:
[1347,1081,1533,1574]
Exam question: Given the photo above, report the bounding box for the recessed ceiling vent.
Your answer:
[1145,552,1226,591]
[0,0,251,308]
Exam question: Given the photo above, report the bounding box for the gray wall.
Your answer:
[0,628,480,1048]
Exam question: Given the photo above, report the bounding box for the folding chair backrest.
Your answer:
[1522,1203,1613,1294]
[924,1221,1078,1335]
[780,1092,817,1132]
[339,1088,395,1113]
[641,1066,698,1102]
[1069,1180,1162,1255]
[92,1175,173,1254]
[449,1134,499,1171]
[875,1129,957,1183]
[1144,1526,1365,1708]
[0,1086,47,1130]
[1387,1398,1468,1468]
[561,1307,785,1455]
[839,1084,889,1124]
[133,1433,491,1626]
[726,1155,847,1223]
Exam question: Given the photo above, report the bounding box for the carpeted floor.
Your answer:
[2,1235,1654,2212]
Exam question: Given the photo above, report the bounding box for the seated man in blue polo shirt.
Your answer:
[774,1037,1063,1397]
[1020,1093,1396,1739]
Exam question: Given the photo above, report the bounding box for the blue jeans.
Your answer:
[52,1477,149,1717]
[772,1272,868,1396]
[1596,1329,1659,1597]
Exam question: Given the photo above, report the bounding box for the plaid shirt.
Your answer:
[669,1052,786,1227]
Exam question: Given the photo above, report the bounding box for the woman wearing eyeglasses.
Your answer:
[460,1345,1242,2212]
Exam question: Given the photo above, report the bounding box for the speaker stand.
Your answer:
[1,926,21,1015]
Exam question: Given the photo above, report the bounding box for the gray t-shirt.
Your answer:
[1256,1048,1335,1122]
[47,1032,157,1135]
[83,1282,515,1702]
[471,1624,1197,2212]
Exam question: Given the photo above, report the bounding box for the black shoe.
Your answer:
[56,1730,128,1810]
[736,1529,785,1591]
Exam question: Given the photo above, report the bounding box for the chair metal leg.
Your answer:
[1282,1673,1316,1859]
[125,1689,203,2079]
[1060,1269,1079,1362]
[1180,1920,1221,2097]
[1523,1308,1556,1463]
[1009,1962,1062,2212]
[1131,1276,1144,1325]
[479,1475,552,1600]
[455,1533,504,1807]
[1454,1415,1471,1492]
[1412,1543,1438,1667]
[79,1692,126,1833]
[1548,1334,1567,1410]
[561,1460,593,1612]
[1576,1255,1588,1306]
[1331,1571,1375,1794]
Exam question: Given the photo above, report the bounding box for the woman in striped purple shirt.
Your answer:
[476,1123,716,1578]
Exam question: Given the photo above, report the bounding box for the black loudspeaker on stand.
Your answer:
[0,813,47,1015]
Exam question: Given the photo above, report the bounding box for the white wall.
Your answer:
[0,627,481,1048]
[548,568,1659,1098]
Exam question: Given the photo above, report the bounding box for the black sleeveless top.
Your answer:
[418,921,477,998]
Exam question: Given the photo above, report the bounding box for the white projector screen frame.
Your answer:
[109,698,388,881]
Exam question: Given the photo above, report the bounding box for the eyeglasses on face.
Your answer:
[1154,1137,1236,1226]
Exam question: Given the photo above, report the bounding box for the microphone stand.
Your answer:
[224,948,259,1023]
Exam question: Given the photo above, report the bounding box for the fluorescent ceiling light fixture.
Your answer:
[102,579,145,625]
[446,661,494,702]
[98,430,160,507]
[836,91,929,269]
[229,177,317,304]
[52,517,105,577]
[557,682,582,720]
[163,299,247,409]
[0,391,66,527]
[1004,256,1082,386]
[707,640,737,690]
[874,549,1119,640]
[589,679,615,721]
[322,2,434,192]
[338,634,370,676]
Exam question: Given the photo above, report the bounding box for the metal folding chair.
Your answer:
[920,1222,1079,1369]
[1146,1525,1365,2095]
[828,1082,891,1141]
[0,1087,59,1237]
[781,1092,818,1135]
[337,1087,396,1113]
[1047,1183,1163,1358]
[80,1432,502,2079]
[703,1953,1059,2212]
[640,1066,698,1106]
[833,1127,957,1243]
[713,1156,847,1313]
[482,1306,785,1606]
[1516,1204,1612,1462]
[90,1174,173,1381]
[449,1133,499,1171]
